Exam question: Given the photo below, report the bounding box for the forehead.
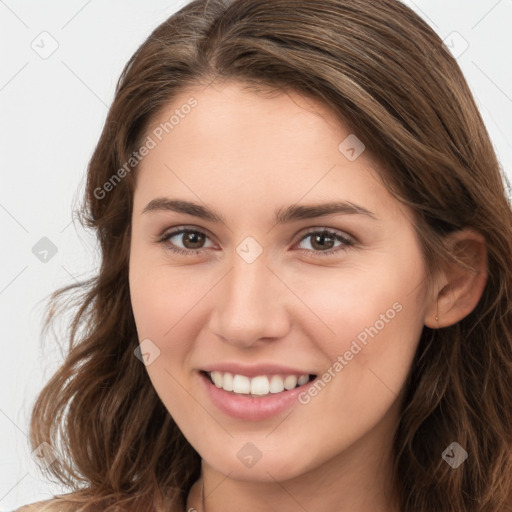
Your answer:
[133,81,403,223]
[147,81,345,151]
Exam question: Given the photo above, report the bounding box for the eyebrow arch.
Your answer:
[142,198,377,224]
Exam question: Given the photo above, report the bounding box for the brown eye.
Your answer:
[180,231,206,249]
[296,229,354,256]
[157,227,354,257]
[159,228,213,255]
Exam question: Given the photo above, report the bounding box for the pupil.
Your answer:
[185,232,203,249]
[313,233,334,250]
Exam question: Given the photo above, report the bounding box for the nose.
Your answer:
[208,255,291,348]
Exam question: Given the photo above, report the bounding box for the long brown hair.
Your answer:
[29,0,512,510]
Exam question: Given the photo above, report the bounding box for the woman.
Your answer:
[19,0,512,511]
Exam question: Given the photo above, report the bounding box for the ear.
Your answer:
[424,229,488,328]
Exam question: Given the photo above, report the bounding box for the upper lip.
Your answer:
[201,362,316,378]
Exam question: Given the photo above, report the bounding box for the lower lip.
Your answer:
[200,372,313,421]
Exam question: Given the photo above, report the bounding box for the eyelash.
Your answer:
[156,227,355,257]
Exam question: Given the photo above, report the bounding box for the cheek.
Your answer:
[293,249,426,399]
[293,256,425,353]
[281,272,425,470]
[128,251,214,410]
[129,258,200,428]
[129,240,206,343]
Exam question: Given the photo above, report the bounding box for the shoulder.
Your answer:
[16,497,75,512]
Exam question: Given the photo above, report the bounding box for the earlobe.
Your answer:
[424,229,488,329]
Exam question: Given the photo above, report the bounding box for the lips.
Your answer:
[198,363,318,420]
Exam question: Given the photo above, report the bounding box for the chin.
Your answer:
[198,437,322,483]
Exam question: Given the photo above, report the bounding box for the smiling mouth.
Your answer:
[201,370,317,397]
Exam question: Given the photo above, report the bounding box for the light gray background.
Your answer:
[1,0,511,509]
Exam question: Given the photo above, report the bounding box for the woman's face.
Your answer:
[129,81,431,483]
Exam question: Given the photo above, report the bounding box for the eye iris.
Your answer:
[183,231,205,249]
[311,232,335,251]
[173,230,342,252]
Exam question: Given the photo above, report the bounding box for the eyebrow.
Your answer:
[142,198,377,224]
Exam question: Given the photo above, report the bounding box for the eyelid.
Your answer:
[156,225,356,256]
[158,224,217,242]
[157,224,355,242]
[156,225,218,254]
[296,226,355,244]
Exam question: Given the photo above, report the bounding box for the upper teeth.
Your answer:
[209,371,310,396]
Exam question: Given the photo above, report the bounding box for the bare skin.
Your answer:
[124,80,487,512]
[19,81,487,512]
